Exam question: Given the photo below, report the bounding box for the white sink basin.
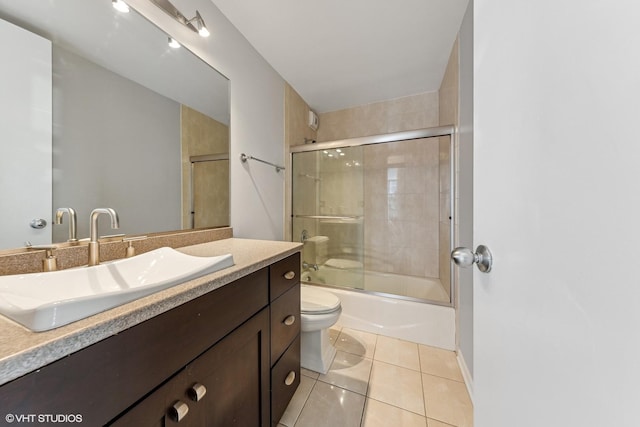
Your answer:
[0,247,234,332]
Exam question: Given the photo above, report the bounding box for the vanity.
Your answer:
[0,238,301,426]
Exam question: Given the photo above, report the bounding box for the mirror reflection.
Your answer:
[0,0,230,251]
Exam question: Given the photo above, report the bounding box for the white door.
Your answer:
[474,1,640,425]
[0,19,52,249]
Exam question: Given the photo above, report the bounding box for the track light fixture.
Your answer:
[189,11,210,38]
[150,0,210,38]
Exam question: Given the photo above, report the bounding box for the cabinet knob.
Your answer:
[283,315,296,326]
[284,270,296,280]
[188,383,207,402]
[168,401,189,422]
[284,371,296,386]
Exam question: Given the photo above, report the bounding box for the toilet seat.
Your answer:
[301,286,341,315]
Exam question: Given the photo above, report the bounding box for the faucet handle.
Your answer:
[24,242,58,250]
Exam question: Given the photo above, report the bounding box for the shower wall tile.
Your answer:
[363,138,440,278]
[439,39,459,127]
[285,83,318,148]
[317,92,439,142]
[288,81,453,282]
[440,194,451,223]
[439,221,451,299]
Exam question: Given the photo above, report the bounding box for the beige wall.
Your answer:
[285,84,318,149]
[317,92,439,142]
[181,105,229,229]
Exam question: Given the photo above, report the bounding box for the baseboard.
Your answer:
[457,349,474,404]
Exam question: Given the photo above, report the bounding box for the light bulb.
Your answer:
[112,0,130,13]
[168,37,181,49]
[198,26,210,38]
[193,11,210,38]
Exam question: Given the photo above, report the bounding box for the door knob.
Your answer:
[451,245,493,273]
[30,218,47,229]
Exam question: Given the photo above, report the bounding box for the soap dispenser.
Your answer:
[125,241,135,258]
[123,235,147,258]
[43,248,58,272]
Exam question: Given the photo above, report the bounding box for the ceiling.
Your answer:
[211,0,469,113]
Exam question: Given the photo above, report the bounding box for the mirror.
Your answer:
[0,0,230,251]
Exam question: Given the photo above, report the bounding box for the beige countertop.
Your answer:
[0,238,301,386]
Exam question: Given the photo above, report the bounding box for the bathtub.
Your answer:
[301,268,455,350]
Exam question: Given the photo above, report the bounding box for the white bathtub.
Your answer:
[302,269,455,350]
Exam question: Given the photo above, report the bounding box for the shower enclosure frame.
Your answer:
[290,125,457,308]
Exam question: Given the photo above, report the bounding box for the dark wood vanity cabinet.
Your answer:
[0,252,301,427]
[269,254,302,426]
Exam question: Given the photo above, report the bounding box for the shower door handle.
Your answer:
[451,245,493,273]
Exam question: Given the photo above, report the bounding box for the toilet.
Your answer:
[303,235,329,266]
[300,284,342,374]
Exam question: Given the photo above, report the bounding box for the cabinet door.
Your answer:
[109,370,200,427]
[185,308,271,427]
[109,308,270,426]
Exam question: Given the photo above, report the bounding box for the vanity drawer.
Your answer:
[270,284,301,363]
[270,252,300,301]
[270,336,301,426]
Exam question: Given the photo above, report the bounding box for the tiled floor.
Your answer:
[278,327,473,427]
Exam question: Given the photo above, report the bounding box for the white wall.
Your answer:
[127,0,286,240]
[457,0,474,383]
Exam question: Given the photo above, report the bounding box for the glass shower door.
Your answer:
[292,146,364,290]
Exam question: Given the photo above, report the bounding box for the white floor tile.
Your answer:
[295,381,366,427]
[334,328,378,358]
[374,335,421,371]
[367,360,425,416]
[279,375,316,427]
[281,329,472,427]
[318,350,372,395]
[362,398,428,427]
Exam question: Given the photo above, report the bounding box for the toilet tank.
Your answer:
[303,236,329,265]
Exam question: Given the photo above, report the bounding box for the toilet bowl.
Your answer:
[300,285,342,374]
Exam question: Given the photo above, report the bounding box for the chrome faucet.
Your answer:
[55,207,78,243]
[302,261,319,271]
[88,208,120,266]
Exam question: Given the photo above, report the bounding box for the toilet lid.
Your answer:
[301,286,341,314]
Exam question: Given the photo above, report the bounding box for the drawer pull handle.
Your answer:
[283,315,296,326]
[284,371,296,386]
[168,401,189,422]
[188,383,207,402]
[284,271,296,280]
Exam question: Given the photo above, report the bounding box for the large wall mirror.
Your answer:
[0,0,230,251]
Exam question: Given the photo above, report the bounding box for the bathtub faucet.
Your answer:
[302,261,319,271]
